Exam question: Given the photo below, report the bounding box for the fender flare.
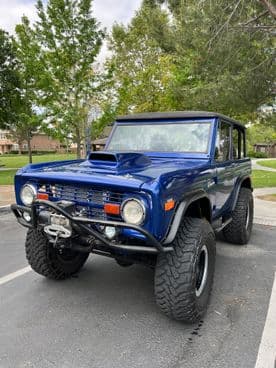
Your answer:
[163,189,211,245]
[230,175,253,212]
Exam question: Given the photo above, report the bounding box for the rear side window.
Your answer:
[215,121,231,162]
[233,126,245,159]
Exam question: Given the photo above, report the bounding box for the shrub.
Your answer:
[248,150,268,158]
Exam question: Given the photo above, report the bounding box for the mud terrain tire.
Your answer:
[25,229,89,280]
[155,217,216,322]
[223,188,253,245]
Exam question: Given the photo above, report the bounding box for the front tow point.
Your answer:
[44,224,72,240]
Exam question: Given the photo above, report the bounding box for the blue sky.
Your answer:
[0,0,141,34]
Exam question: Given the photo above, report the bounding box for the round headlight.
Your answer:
[20,184,37,206]
[121,199,145,225]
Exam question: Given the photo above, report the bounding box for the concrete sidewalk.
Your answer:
[0,185,15,207]
[252,159,276,172]
[253,187,276,226]
[0,168,18,171]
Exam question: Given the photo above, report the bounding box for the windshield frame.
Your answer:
[105,119,214,156]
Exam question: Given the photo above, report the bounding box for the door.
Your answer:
[214,121,235,214]
[231,124,248,185]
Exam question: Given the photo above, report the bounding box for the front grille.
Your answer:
[39,183,124,220]
[53,184,124,205]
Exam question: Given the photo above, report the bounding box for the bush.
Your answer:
[248,150,268,159]
[9,150,57,155]
[31,150,57,155]
[9,151,21,155]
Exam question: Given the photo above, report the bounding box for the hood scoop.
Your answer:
[86,151,152,171]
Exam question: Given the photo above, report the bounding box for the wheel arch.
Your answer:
[231,175,253,212]
[163,190,212,244]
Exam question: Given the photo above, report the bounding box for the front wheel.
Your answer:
[25,229,89,280]
[154,217,216,323]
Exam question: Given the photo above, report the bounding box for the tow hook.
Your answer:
[44,224,72,240]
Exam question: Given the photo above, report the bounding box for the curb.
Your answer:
[253,217,276,227]
[0,205,11,214]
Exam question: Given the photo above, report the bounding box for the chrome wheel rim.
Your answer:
[195,245,208,297]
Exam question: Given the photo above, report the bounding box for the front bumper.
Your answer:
[11,200,173,254]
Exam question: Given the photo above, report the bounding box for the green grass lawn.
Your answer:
[252,170,276,188]
[0,169,17,185]
[258,159,276,170]
[0,153,76,169]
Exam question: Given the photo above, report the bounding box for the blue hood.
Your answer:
[16,151,210,191]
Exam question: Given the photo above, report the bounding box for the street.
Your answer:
[0,211,275,368]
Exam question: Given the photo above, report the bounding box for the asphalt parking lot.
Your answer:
[0,211,275,368]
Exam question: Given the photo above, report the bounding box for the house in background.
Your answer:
[0,130,14,154]
[92,138,107,151]
[0,130,64,154]
[91,126,112,151]
[253,142,276,158]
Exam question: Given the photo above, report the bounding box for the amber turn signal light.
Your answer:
[37,192,49,200]
[104,203,120,215]
[164,199,175,211]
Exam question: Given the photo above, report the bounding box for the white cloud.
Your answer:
[0,0,141,62]
[94,0,141,30]
[0,0,141,34]
[94,0,141,62]
[0,0,38,34]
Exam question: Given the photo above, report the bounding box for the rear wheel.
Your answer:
[155,217,216,322]
[25,229,89,280]
[223,187,253,245]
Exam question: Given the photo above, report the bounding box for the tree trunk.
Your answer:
[27,136,32,164]
[18,145,22,155]
[76,128,81,159]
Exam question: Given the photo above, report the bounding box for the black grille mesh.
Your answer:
[39,183,124,220]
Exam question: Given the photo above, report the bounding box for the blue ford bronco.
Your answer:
[12,111,253,322]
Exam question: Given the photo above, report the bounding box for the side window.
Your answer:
[240,129,245,158]
[215,121,231,162]
[232,128,239,159]
[232,126,246,159]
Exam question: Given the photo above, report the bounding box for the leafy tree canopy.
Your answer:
[15,0,105,157]
[107,1,175,115]
[107,0,275,123]
[0,29,21,128]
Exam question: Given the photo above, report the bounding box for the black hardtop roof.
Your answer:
[116,111,245,128]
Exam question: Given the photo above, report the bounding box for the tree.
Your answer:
[0,28,40,163]
[106,1,175,116]
[259,0,276,19]
[247,122,276,154]
[0,29,21,128]
[107,0,275,124]
[164,0,275,120]
[11,17,42,163]
[15,0,105,158]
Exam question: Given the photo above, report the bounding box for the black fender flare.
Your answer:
[163,189,212,245]
[230,175,253,212]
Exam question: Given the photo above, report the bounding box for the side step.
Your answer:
[214,217,232,233]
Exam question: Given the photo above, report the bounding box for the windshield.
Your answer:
[107,122,211,153]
